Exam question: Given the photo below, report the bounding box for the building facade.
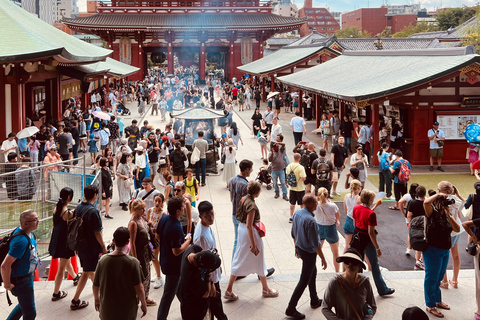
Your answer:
[299,0,340,37]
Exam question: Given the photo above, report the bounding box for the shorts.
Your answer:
[333,167,343,180]
[451,234,461,247]
[318,224,339,244]
[60,154,69,161]
[102,190,112,200]
[344,216,355,235]
[101,144,107,150]
[394,182,408,202]
[232,96,237,101]
[149,162,159,174]
[173,170,185,177]
[430,148,443,158]
[289,190,305,205]
[305,175,315,186]
[78,250,100,272]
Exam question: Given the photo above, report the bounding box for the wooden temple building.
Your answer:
[0,0,138,142]
[62,0,307,82]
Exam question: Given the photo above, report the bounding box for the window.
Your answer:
[317,21,324,25]
[307,21,316,25]
[322,27,326,30]
[329,28,334,30]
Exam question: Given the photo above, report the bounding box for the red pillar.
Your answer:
[270,75,275,92]
[52,75,62,121]
[199,43,206,84]
[315,94,321,129]
[0,68,6,139]
[229,40,234,82]
[262,77,266,102]
[105,77,109,109]
[338,101,343,121]
[372,104,380,167]
[138,41,144,80]
[168,42,174,75]
[299,89,303,117]
[10,65,23,133]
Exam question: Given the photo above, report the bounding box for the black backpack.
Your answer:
[316,159,330,183]
[0,229,30,286]
[409,215,428,252]
[300,151,312,173]
[67,206,94,251]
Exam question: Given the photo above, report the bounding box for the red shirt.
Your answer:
[352,204,377,234]
[232,87,238,97]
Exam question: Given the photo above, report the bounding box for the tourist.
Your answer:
[146,194,165,289]
[193,201,228,320]
[146,132,160,182]
[116,152,133,211]
[315,187,341,272]
[269,140,288,201]
[107,115,120,153]
[428,121,445,172]
[158,135,170,180]
[340,116,354,153]
[329,110,340,145]
[402,307,429,320]
[100,157,113,219]
[290,111,307,146]
[125,119,140,150]
[128,199,157,306]
[87,133,98,163]
[98,122,110,151]
[303,94,312,121]
[251,108,263,136]
[319,114,330,151]
[398,183,419,258]
[224,181,279,300]
[71,184,107,310]
[377,143,392,200]
[270,116,282,144]
[169,142,187,182]
[1,210,39,320]
[462,217,480,320]
[15,157,37,200]
[389,151,411,210]
[286,153,307,222]
[5,153,18,199]
[228,122,243,149]
[350,189,395,297]
[156,196,192,320]
[48,188,81,302]
[469,144,480,175]
[43,146,62,181]
[134,145,147,189]
[223,138,237,188]
[406,185,427,269]
[192,130,208,186]
[330,136,348,196]
[29,136,40,166]
[390,122,403,154]
[92,227,147,320]
[321,248,376,319]
[137,177,160,212]
[263,106,274,133]
[184,169,199,208]
[257,119,269,160]
[285,194,327,319]
[350,144,369,188]
[422,182,460,318]
[173,181,193,236]
[343,180,362,254]
[355,122,369,156]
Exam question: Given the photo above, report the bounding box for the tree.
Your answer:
[392,22,437,38]
[436,7,477,31]
[380,27,392,38]
[335,26,372,38]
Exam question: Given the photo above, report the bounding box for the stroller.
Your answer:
[117,102,131,115]
[256,165,272,190]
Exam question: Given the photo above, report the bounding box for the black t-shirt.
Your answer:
[341,120,354,138]
[179,245,209,320]
[407,199,425,219]
[426,206,452,250]
[157,215,184,275]
[76,202,103,254]
[57,133,69,155]
[300,149,318,178]
[71,127,79,143]
[331,144,348,168]
[36,132,48,148]
[147,140,159,163]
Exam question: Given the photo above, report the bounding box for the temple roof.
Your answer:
[62,58,140,79]
[63,13,307,30]
[409,16,478,39]
[0,0,111,64]
[278,47,479,102]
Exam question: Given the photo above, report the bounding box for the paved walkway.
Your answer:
[0,99,477,320]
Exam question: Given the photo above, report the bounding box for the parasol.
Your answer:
[92,111,111,121]
[167,74,174,77]
[267,92,280,100]
[17,127,39,139]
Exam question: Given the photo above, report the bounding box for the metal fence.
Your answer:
[0,156,102,257]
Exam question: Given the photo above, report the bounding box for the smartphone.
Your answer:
[300,141,307,145]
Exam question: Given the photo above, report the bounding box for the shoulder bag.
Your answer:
[239,197,266,237]
[335,276,362,320]
[318,204,337,225]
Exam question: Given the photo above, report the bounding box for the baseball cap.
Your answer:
[433,121,439,126]
[221,134,227,138]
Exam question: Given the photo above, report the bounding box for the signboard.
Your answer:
[437,114,480,140]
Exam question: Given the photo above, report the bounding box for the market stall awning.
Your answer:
[278,47,480,103]
[170,106,228,120]
[238,46,329,75]
[0,0,111,63]
[59,57,140,80]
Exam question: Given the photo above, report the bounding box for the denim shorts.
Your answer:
[344,216,355,235]
[318,224,339,244]
[451,234,461,247]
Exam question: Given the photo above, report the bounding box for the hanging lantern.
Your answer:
[151,52,166,65]
[207,52,221,64]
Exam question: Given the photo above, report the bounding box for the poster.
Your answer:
[437,114,480,139]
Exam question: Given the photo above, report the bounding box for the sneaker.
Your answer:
[405,248,413,256]
[154,277,164,289]
[332,191,340,196]
[283,195,289,202]
[414,259,425,270]
[274,194,279,199]
[429,166,434,171]
[105,215,113,219]
[437,167,444,172]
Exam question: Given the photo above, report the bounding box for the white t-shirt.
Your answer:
[224,147,236,164]
[193,224,221,283]
[137,188,161,212]
[344,194,359,218]
[270,124,282,142]
[1,139,17,162]
[315,202,339,226]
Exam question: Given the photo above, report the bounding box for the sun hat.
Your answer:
[135,146,144,152]
[336,248,367,269]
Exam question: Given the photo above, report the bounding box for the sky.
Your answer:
[77,0,475,13]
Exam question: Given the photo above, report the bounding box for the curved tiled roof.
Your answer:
[63,13,307,30]
[0,0,111,63]
[286,30,329,47]
[409,16,478,39]
[338,38,435,51]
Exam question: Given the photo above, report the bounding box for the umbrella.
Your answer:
[92,111,111,121]
[208,72,214,75]
[17,126,39,139]
[167,74,174,77]
[267,92,280,99]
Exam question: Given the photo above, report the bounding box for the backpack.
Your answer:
[316,159,330,183]
[397,160,411,183]
[286,164,299,187]
[409,215,428,252]
[0,229,30,286]
[300,151,312,173]
[184,178,198,195]
[167,181,175,198]
[67,206,94,251]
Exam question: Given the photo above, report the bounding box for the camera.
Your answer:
[440,197,455,207]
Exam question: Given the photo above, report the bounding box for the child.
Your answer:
[147,193,165,289]
[87,133,98,163]
[184,168,199,207]
[45,134,56,152]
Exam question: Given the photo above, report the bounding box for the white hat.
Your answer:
[336,248,367,269]
[135,146,144,152]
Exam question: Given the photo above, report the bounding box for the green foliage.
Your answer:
[380,27,392,38]
[392,21,437,38]
[436,7,477,31]
[335,26,371,38]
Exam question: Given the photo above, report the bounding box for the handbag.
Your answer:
[124,178,134,188]
[323,126,331,136]
[221,154,226,164]
[462,195,474,220]
[254,221,266,237]
[191,146,200,165]
[466,241,477,256]
[437,140,444,147]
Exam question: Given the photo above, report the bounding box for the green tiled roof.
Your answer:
[70,58,140,78]
[278,47,480,102]
[0,0,111,63]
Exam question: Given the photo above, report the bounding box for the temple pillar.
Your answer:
[0,68,6,139]
[315,95,320,129]
[229,39,234,82]
[168,42,174,75]
[199,42,206,84]
[270,75,275,92]
[299,89,303,117]
[81,81,89,111]
[105,77,109,109]
[372,104,380,166]
[138,42,144,80]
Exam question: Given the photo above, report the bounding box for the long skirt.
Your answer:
[117,178,132,205]
[223,162,236,184]
[231,223,267,277]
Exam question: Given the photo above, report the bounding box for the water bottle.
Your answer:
[363,303,373,316]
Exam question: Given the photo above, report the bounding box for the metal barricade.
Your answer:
[0,156,102,258]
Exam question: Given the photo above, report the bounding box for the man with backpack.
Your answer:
[136,177,160,212]
[286,153,307,223]
[1,209,39,320]
[311,148,334,196]
[294,142,318,194]
[70,184,108,311]
[389,150,411,210]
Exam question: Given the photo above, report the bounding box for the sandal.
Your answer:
[388,206,399,210]
[440,281,448,289]
[70,299,89,310]
[146,299,157,306]
[224,291,239,301]
[426,307,444,318]
[448,280,458,289]
[262,288,279,298]
[73,272,82,286]
[436,302,450,310]
[52,291,68,301]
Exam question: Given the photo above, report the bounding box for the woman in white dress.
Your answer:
[350,144,369,188]
[116,152,133,211]
[224,181,279,300]
[222,138,236,188]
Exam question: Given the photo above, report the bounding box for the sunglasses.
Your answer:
[174,189,182,192]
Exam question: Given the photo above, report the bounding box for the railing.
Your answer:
[0,157,101,258]
[98,0,273,8]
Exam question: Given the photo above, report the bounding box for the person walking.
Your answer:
[286,153,307,222]
[92,227,147,320]
[224,181,279,300]
[134,146,148,189]
[377,143,392,200]
[285,194,327,319]
[269,140,288,201]
[223,139,237,188]
[330,136,348,197]
[48,188,81,302]
[116,152,133,211]
[192,131,208,187]
[146,194,165,289]
[311,148,334,196]
[251,108,263,136]
[428,121,446,172]
[290,111,307,146]
[169,142,187,182]
[319,114,330,151]
[263,106,274,133]
[1,210,39,320]
[350,144,369,188]
[257,120,269,160]
[228,122,244,149]
[340,116,354,153]
[100,157,113,219]
[389,151,411,211]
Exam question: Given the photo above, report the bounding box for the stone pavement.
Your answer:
[0,98,477,320]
